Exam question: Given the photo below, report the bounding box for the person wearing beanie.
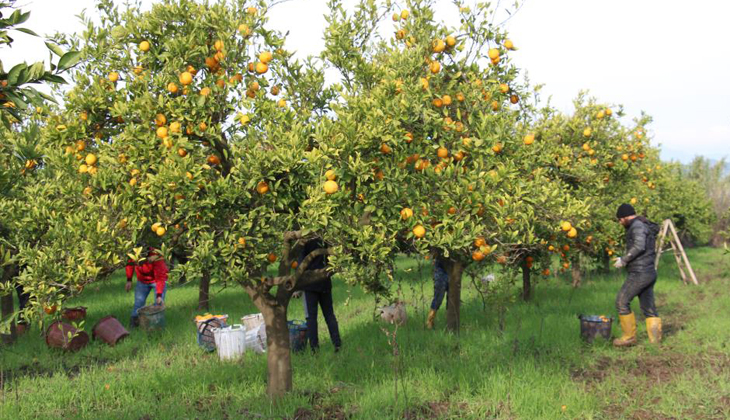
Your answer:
[613,203,662,347]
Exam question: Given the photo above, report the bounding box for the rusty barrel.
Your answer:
[92,316,129,346]
[62,306,87,322]
[45,321,89,351]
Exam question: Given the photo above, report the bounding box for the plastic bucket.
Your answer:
[62,306,87,322]
[241,313,264,331]
[212,325,247,361]
[92,316,129,346]
[287,320,308,352]
[578,315,613,343]
[45,321,89,352]
[138,305,165,331]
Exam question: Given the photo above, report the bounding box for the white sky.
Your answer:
[3,0,729,163]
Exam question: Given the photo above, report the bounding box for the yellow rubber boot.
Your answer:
[426,309,437,330]
[613,313,637,347]
[646,317,662,344]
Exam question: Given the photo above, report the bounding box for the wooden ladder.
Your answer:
[654,219,699,285]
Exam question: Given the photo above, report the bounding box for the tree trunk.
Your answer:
[445,260,464,334]
[1,265,17,345]
[571,258,582,288]
[522,263,531,301]
[198,269,210,311]
[261,303,292,397]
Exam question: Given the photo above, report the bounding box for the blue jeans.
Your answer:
[430,267,449,310]
[131,282,166,317]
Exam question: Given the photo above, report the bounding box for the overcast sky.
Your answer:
[3,0,729,163]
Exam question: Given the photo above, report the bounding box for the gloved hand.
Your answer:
[613,257,626,268]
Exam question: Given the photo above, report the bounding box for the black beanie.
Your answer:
[616,203,636,219]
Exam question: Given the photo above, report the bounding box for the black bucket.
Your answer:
[578,315,613,343]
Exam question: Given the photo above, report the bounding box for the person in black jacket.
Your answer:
[299,239,341,352]
[613,204,662,347]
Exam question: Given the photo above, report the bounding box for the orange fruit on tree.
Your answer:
[167,82,179,93]
[169,121,181,133]
[400,207,413,220]
[207,155,221,165]
[448,207,457,215]
[400,9,409,19]
[324,169,337,180]
[491,101,500,111]
[108,72,119,82]
[497,255,508,265]
[432,98,443,108]
[291,261,298,269]
[437,147,448,159]
[488,48,500,60]
[156,226,166,236]
[156,126,168,139]
[404,132,414,143]
[429,61,441,74]
[472,250,485,261]
[198,122,207,131]
[179,71,193,85]
[499,83,509,93]
[259,51,273,64]
[567,227,578,238]
[214,39,224,51]
[504,39,514,50]
[583,127,592,137]
[510,94,519,104]
[560,221,572,232]
[139,40,150,52]
[562,244,570,252]
[238,24,251,36]
[155,113,167,127]
[256,180,269,194]
[323,180,339,194]
[523,134,535,145]
[255,62,268,74]
[442,95,452,105]
[267,253,277,263]
[44,305,57,315]
[474,237,486,247]
[85,153,97,166]
[200,87,211,96]
[412,225,426,238]
[446,35,456,47]
[492,143,503,153]
[432,39,446,53]
[177,148,187,157]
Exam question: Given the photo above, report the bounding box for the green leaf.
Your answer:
[57,51,81,71]
[45,42,64,57]
[7,63,26,85]
[15,27,38,36]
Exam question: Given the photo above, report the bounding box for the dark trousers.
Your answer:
[430,271,449,310]
[16,284,31,323]
[304,290,341,349]
[616,271,658,317]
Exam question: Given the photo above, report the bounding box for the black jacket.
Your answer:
[299,239,332,292]
[623,217,660,274]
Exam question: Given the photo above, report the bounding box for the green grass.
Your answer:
[2,247,729,420]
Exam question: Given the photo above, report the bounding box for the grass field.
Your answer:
[1,247,729,420]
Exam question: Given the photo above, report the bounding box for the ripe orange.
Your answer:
[156,226,166,236]
[432,98,443,108]
[214,39,224,51]
[44,305,58,315]
[432,39,446,53]
[400,207,414,220]
[108,72,119,83]
[523,134,535,145]
[380,143,392,154]
[472,250,485,261]
[177,148,187,157]
[562,245,570,252]
[404,132,414,143]
[256,180,269,194]
[474,237,486,247]
[267,253,277,263]
[499,83,509,94]
[325,169,337,180]
[491,101,500,111]
[205,57,219,70]
[504,39,514,50]
[429,61,441,74]
[139,40,151,52]
[259,51,273,64]
[179,71,193,85]
[200,87,211,96]
[412,225,426,238]
[583,127,592,137]
[156,126,168,139]
[488,48,500,60]
[560,221,572,232]
[567,227,578,238]
[207,155,221,165]
[239,24,251,36]
[437,147,448,159]
[492,143,503,153]
[510,94,519,104]
[291,261,298,269]
[167,82,179,93]
[198,122,207,131]
[400,9,409,19]
[448,207,457,215]
[323,180,339,194]
[155,113,167,127]
[85,154,97,166]
[255,62,268,74]
[446,35,456,48]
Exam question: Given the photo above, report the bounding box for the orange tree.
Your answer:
[0,0,80,127]
[305,0,589,333]
[13,0,346,397]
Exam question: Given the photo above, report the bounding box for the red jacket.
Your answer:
[126,252,168,296]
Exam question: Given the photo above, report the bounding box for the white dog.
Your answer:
[379,301,407,325]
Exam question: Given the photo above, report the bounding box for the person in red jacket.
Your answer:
[125,246,168,327]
